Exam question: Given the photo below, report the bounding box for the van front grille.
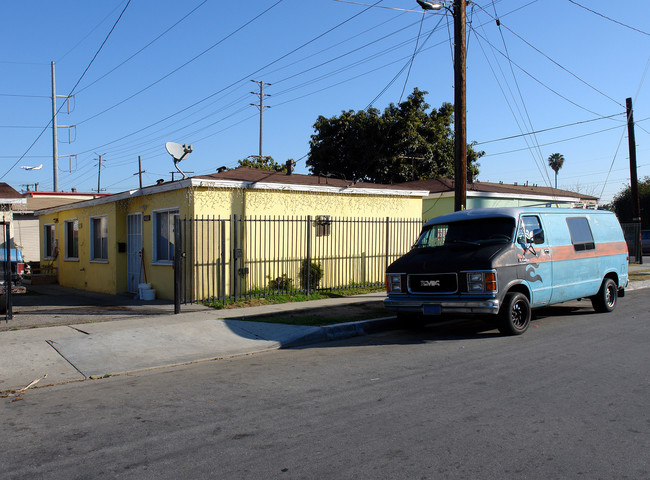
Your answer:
[407,273,458,294]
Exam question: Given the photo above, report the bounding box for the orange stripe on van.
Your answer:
[550,241,628,261]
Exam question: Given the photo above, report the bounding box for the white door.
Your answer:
[127,213,143,293]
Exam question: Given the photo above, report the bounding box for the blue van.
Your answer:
[385,207,629,335]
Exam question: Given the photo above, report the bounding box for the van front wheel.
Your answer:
[498,292,531,336]
[591,278,617,313]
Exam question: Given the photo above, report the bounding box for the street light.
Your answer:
[417,0,467,211]
[416,0,444,10]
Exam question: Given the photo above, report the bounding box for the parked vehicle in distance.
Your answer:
[642,230,650,255]
[385,207,629,335]
[0,247,25,283]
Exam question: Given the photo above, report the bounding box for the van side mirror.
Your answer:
[532,228,544,245]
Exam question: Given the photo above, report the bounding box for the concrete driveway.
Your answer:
[0,283,210,332]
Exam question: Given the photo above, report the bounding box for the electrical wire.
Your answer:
[567,0,650,38]
[0,0,132,181]
[74,0,210,95]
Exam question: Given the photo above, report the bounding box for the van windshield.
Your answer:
[414,218,515,248]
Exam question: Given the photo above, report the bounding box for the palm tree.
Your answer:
[547,153,565,189]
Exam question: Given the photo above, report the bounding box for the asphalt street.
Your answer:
[2,289,648,480]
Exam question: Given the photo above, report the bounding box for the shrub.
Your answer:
[300,260,323,290]
[268,274,293,291]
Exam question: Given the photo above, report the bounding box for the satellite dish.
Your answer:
[165,142,193,179]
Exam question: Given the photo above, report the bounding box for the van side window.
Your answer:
[518,216,544,244]
[566,217,595,251]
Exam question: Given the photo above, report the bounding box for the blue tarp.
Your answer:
[0,248,24,263]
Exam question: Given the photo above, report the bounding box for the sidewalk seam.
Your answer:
[45,340,87,379]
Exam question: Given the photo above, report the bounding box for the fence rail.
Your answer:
[174,215,422,307]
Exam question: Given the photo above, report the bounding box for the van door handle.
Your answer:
[543,248,550,255]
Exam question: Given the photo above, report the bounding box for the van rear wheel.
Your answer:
[591,278,617,313]
[498,292,531,336]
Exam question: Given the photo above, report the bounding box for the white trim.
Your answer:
[152,206,180,263]
[425,191,583,203]
[90,215,109,261]
[63,218,79,260]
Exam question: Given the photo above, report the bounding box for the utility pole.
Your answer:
[626,97,642,263]
[96,154,103,193]
[51,61,75,192]
[51,62,59,192]
[417,1,467,211]
[135,156,144,189]
[453,0,467,211]
[250,80,271,161]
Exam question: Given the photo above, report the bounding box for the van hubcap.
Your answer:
[512,300,528,328]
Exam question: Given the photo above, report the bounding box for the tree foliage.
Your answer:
[547,152,565,188]
[609,176,650,228]
[236,156,287,172]
[306,88,483,184]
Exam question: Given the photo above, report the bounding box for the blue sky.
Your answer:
[1,0,648,204]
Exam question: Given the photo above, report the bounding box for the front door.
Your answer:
[127,213,143,293]
[517,215,553,306]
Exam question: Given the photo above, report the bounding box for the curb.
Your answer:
[283,315,400,347]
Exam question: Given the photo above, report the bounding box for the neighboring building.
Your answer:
[0,183,27,254]
[394,178,599,222]
[12,191,110,263]
[37,168,428,300]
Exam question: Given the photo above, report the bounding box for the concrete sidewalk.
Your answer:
[0,291,395,393]
[2,268,649,394]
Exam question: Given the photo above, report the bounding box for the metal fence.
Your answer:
[174,215,422,307]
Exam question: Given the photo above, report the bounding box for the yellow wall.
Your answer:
[39,203,118,294]
[39,183,423,300]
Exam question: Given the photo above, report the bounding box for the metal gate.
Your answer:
[1,221,13,320]
[126,213,143,293]
[174,215,421,309]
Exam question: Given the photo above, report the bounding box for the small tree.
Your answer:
[237,156,286,172]
[547,153,565,189]
[300,260,323,291]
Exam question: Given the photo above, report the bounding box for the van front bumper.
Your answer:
[384,296,500,315]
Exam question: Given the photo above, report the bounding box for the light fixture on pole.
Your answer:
[416,1,443,10]
[417,0,467,211]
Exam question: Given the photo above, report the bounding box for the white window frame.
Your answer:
[90,215,109,262]
[64,219,79,261]
[43,224,56,259]
[152,207,180,265]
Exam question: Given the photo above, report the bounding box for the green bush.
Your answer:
[300,260,323,290]
[268,274,293,291]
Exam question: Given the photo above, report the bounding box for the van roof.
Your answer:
[425,207,612,226]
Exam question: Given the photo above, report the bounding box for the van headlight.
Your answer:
[386,274,402,292]
[466,271,497,293]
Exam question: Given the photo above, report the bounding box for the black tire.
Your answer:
[498,292,531,336]
[591,278,617,313]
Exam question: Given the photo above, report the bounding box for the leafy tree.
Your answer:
[608,176,650,228]
[307,88,483,184]
[547,153,565,189]
[236,156,287,172]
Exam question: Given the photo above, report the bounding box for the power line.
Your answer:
[74,0,210,95]
[475,113,626,145]
[567,0,650,38]
[0,0,132,181]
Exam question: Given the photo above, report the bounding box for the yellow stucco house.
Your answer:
[37,168,427,301]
